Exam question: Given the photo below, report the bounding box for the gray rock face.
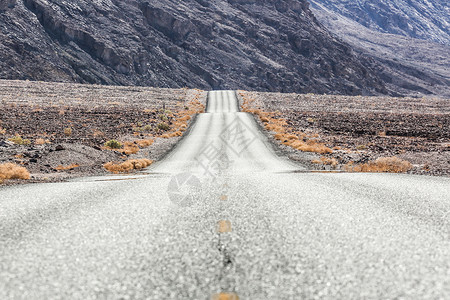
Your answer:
[309,0,450,97]
[0,0,391,95]
[309,0,450,46]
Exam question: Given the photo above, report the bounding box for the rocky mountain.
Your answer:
[309,0,450,97]
[309,0,450,45]
[0,0,392,95]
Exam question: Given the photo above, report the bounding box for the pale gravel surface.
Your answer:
[0,91,449,299]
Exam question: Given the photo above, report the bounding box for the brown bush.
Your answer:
[64,127,72,137]
[118,142,140,155]
[135,139,154,148]
[54,164,80,171]
[103,159,153,173]
[35,138,47,145]
[169,95,204,135]
[241,91,333,155]
[0,163,30,183]
[312,156,338,167]
[345,156,413,173]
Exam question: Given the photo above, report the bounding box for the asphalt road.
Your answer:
[1,91,449,299]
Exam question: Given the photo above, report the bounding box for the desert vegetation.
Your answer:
[239,91,449,175]
[54,164,80,171]
[241,92,333,155]
[103,159,153,174]
[0,80,206,184]
[0,163,30,183]
[344,157,413,173]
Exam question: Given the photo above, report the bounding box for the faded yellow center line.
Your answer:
[211,292,240,300]
[217,220,232,233]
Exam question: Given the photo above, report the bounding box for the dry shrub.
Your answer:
[157,122,170,131]
[274,133,298,142]
[276,134,332,154]
[312,156,338,167]
[161,131,182,139]
[177,115,191,122]
[298,141,333,154]
[240,91,333,155]
[118,142,140,155]
[104,159,153,173]
[104,139,123,149]
[162,93,205,137]
[135,139,154,148]
[105,139,154,155]
[345,156,413,173]
[35,138,46,145]
[8,135,31,145]
[265,123,286,133]
[54,164,80,171]
[0,163,30,183]
[64,127,72,137]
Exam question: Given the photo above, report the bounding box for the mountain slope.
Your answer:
[309,0,450,97]
[0,0,390,95]
[309,0,450,45]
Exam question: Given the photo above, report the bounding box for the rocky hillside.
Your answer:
[0,0,391,95]
[309,0,450,97]
[309,0,450,45]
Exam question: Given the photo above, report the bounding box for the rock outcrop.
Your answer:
[0,0,390,95]
[309,0,450,45]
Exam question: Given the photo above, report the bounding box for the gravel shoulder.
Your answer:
[238,91,449,176]
[0,80,206,185]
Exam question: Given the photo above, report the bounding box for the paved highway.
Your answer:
[0,91,449,299]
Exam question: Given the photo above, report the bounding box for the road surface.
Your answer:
[1,91,449,299]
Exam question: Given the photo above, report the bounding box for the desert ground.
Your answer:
[0,80,448,185]
[0,80,205,184]
[239,91,449,176]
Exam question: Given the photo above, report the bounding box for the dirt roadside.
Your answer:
[0,80,206,185]
[238,91,449,176]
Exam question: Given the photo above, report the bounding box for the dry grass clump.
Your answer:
[240,91,333,155]
[158,91,205,138]
[64,127,72,137]
[117,142,140,155]
[104,139,123,149]
[103,159,153,173]
[0,163,30,183]
[161,131,183,139]
[54,164,80,171]
[345,156,413,173]
[312,156,338,167]
[35,138,51,145]
[135,139,154,148]
[8,135,31,145]
[104,139,154,155]
[288,140,333,154]
[157,122,170,131]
